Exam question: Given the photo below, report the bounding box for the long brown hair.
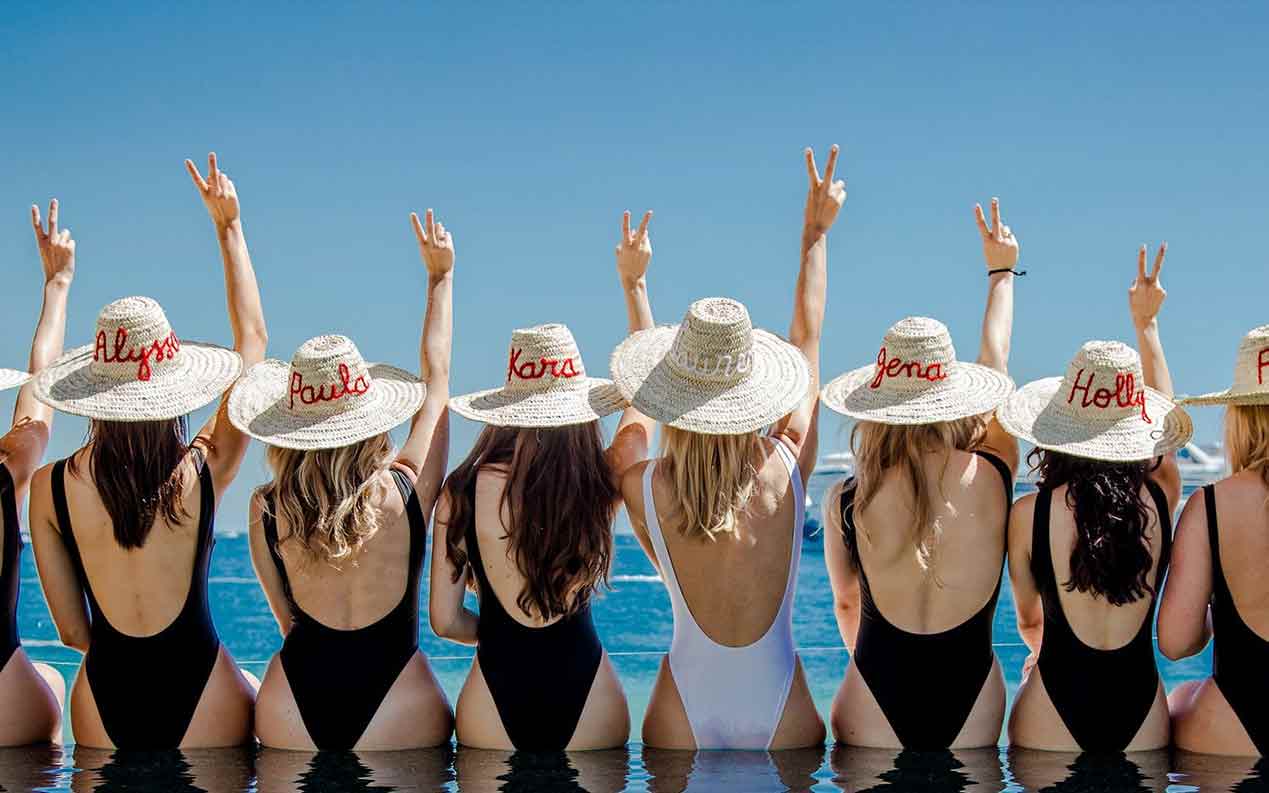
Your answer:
[1030,448,1155,606]
[257,433,395,563]
[68,418,192,549]
[1226,404,1269,496]
[849,416,987,570]
[659,426,763,540]
[442,423,618,620]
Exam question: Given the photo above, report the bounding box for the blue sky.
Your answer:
[1,2,1265,524]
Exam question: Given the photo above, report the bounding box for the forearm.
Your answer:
[433,607,480,646]
[1135,320,1173,397]
[28,279,70,373]
[1018,620,1043,653]
[834,603,860,652]
[620,275,654,333]
[790,232,828,355]
[217,221,268,365]
[977,272,1014,373]
[421,272,453,387]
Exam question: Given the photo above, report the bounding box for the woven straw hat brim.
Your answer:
[450,379,626,428]
[0,369,30,392]
[998,376,1194,462]
[228,359,426,450]
[821,361,1014,425]
[1178,387,1269,407]
[610,326,811,434]
[33,341,242,421]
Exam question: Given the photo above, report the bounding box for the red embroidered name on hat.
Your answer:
[94,328,181,382]
[1067,369,1151,423]
[1259,348,1269,385]
[289,364,370,409]
[506,348,581,382]
[869,346,948,389]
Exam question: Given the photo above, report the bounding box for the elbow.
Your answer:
[1157,627,1199,661]
[58,626,90,653]
[429,611,456,641]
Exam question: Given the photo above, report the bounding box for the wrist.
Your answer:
[427,270,454,288]
[44,274,73,292]
[1134,318,1160,334]
[619,273,648,291]
[216,219,244,240]
[801,227,827,250]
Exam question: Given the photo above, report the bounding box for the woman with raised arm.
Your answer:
[1003,244,1190,752]
[26,153,265,749]
[0,201,75,746]
[820,198,1019,750]
[1160,323,1269,756]
[615,147,842,750]
[241,209,455,751]
[430,210,657,752]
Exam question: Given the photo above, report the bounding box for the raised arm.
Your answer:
[772,145,845,478]
[606,210,657,481]
[1129,243,1181,506]
[971,197,1021,474]
[397,209,454,510]
[185,153,268,498]
[0,201,75,488]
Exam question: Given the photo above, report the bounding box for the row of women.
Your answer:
[0,146,1265,759]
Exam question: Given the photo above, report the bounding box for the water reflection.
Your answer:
[1006,748,1170,793]
[454,747,631,792]
[69,746,255,793]
[255,746,454,792]
[828,746,1003,792]
[0,743,66,791]
[1172,751,1269,793]
[642,746,824,792]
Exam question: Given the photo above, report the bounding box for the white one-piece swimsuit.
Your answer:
[642,438,805,749]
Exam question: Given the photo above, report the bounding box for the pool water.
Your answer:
[8,485,1260,792]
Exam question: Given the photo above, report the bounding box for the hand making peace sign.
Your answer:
[1129,242,1167,330]
[411,209,455,278]
[185,152,242,230]
[616,209,653,285]
[804,145,846,239]
[974,197,1020,273]
[31,199,76,287]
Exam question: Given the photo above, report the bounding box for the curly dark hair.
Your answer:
[1030,448,1157,606]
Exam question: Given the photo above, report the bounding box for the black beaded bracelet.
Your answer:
[988,267,1027,276]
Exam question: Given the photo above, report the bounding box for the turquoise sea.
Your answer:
[7,481,1260,792]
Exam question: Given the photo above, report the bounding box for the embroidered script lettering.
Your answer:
[1259,348,1269,386]
[1066,368,1151,423]
[94,328,181,382]
[289,364,371,409]
[506,348,581,382]
[869,346,948,389]
[667,347,753,378]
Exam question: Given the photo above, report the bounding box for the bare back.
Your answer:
[1209,473,1269,639]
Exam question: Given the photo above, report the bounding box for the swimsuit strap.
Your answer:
[190,446,215,558]
[50,458,96,609]
[1144,477,1173,590]
[1204,484,1228,598]
[972,450,1015,515]
[0,462,17,561]
[768,438,805,606]
[261,494,298,610]
[388,466,427,576]
[1031,486,1057,593]
[641,459,687,605]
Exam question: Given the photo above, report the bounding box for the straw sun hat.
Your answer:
[0,369,29,392]
[1179,325,1269,407]
[609,297,810,434]
[228,335,426,450]
[997,340,1194,462]
[821,317,1014,425]
[451,323,626,427]
[34,296,242,421]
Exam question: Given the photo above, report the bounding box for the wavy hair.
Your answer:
[1030,448,1155,606]
[257,433,396,562]
[659,426,763,541]
[442,423,617,620]
[849,415,987,570]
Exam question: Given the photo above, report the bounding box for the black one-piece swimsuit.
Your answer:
[1,463,23,671]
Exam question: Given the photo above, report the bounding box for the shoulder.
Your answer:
[620,459,653,501]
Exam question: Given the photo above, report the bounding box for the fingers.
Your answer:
[804,147,820,186]
[1137,245,1148,283]
[822,145,839,186]
[410,211,427,245]
[434,221,447,245]
[1152,242,1167,280]
[622,210,631,244]
[47,199,59,238]
[989,198,1001,240]
[185,159,208,192]
[425,208,436,242]
[636,210,652,241]
[974,203,991,239]
[208,152,219,183]
[31,204,45,240]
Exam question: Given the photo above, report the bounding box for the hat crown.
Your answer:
[504,324,588,393]
[868,317,957,395]
[667,298,755,385]
[287,335,375,417]
[1230,325,1269,392]
[90,296,184,383]
[1056,340,1153,424]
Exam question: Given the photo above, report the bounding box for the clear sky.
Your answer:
[1,2,1265,525]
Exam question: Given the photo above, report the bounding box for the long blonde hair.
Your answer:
[660,426,763,540]
[1226,404,1269,495]
[849,416,986,569]
[258,432,396,562]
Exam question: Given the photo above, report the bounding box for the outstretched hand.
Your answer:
[974,197,1020,272]
[1129,243,1167,330]
[185,152,241,230]
[804,145,846,239]
[30,199,75,287]
[616,210,652,284]
[411,209,455,278]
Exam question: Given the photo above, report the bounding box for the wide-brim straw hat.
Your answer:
[228,335,426,450]
[998,340,1193,462]
[0,369,30,392]
[821,316,1014,425]
[451,323,626,427]
[609,297,811,434]
[1179,324,1269,406]
[33,296,242,421]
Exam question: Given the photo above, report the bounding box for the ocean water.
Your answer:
[7,482,1257,792]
